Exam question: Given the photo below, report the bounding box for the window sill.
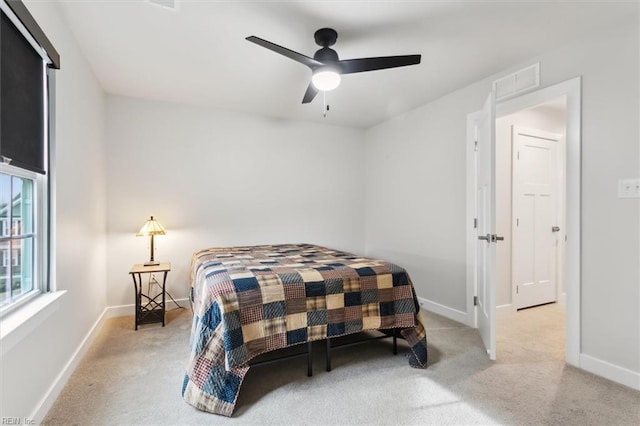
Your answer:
[0,290,66,357]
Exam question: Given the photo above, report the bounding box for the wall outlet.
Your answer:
[618,178,640,198]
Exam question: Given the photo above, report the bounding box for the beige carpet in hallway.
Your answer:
[42,305,639,425]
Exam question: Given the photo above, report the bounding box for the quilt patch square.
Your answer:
[285,312,307,330]
[376,274,393,289]
[286,328,307,345]
[232,276,260,292]
[344,305,362,322]
[283,282,305,300]
[285,298,306,315]
[327,322,345,337]
[256,274,281,287]
[327,307,345,324]
[392,272,409,287]
[326,293,344,310]
[345,319,363,334]
[359,275,379,291]
[262,301,286,319]
[342,276,361,293]
[299,269,324,282]
[223,311,241,331]
[279,272,303,285]
[305,281,326,297]
[245,337,267,354]
[263,317,286,336]
[360,289,379,305]
[355,266,376,277]
[237,288,262,307]
[223,328,244,351]
[241,321,265,341]
[307,324,327,341]
[393,285,413,301]
[240,304,263,325]
[344,291,362,306]
[306,296,327,311]
[324,278,344,294]
[307,309,328,326]
[260,285,285,304]
[265,332,287,351]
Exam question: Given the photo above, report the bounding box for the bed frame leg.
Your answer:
[307,341,313,377]
[326,338,332,372]
[393,329,398,355]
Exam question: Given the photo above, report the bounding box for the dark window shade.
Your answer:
[1,10,45,175]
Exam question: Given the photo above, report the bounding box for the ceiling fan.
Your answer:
[246,28,421,104]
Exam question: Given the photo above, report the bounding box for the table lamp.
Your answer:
[136,215,166,266]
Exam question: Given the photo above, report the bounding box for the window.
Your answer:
[0,0,59,314]
[0,169,41,308]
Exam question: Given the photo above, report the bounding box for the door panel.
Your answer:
[476,92,496,360]
[513,127,559,309]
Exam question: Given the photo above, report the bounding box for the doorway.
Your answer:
[496,98,567,315]
[495,98,568,361]
[465,77,581,366]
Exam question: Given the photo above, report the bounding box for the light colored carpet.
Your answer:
[42,304,639,425]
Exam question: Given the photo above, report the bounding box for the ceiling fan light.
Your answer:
[312,69,341,91]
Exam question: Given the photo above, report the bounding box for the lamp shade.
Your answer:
[311,68,341,91]
[136,216,166,236]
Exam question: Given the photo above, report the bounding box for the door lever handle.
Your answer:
[478,234,490,242]
[552,226,560,232]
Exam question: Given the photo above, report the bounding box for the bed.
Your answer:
[182,243,428,416]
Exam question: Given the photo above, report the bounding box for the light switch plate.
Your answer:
[618,178,640,198]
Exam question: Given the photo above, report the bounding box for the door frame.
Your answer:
[466,77,581,366]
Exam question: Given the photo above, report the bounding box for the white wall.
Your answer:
[365,16,639,375]
[105,96,365,307]
[1,0,107,420]
[365,87,479,313]
[495,104,566,308]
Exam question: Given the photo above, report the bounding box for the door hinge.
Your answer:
[473,218,477,229]
[473,295,478,306]
[516,285,519,294]
[474,140,478,152]
[517,151,520,160]
[517,218,519,227]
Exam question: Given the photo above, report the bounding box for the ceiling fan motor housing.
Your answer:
[313,28,339,63]
[314,28,338,47]
[314,47,339,63]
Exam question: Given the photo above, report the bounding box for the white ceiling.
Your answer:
[54,0,635,129]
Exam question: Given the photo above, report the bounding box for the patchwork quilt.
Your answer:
[182,243,428,416]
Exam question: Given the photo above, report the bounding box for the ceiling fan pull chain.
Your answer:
[323,91,328,117]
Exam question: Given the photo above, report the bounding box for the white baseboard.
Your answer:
[105,298,190,318]
[31,306,109,423]
[417,296,469,326]
[496,303,516,318]
[558,292,567,307]
[580,353,640,390]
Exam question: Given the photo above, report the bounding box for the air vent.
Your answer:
[146,0,179,11]
[493,63,540,101]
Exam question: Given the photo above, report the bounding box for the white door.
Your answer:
[476,92,496,360]
[512,127,561,309]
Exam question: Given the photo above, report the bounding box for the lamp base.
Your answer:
[144,260,160,266]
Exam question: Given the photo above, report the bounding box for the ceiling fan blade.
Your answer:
[246,36,324,69]
[338,55,421,74]
[302,83,318,104]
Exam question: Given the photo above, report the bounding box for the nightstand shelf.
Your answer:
[129,262,171,330]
